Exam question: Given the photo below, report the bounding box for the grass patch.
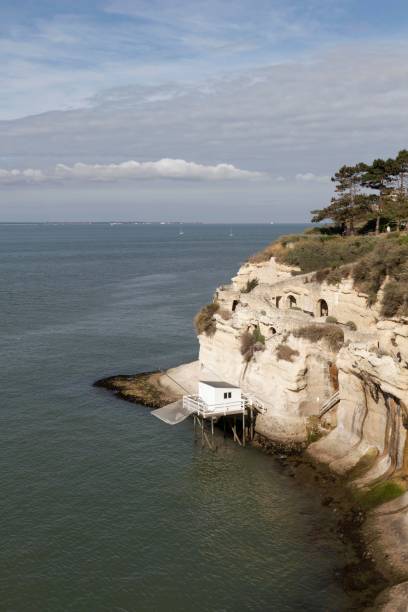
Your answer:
[293,323,344,351]
[276,343,299,362]
[355,480,406,510]
[194,302,219,336]
[275,235,376,273]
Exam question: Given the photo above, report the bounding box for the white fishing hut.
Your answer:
[153,378,265,450]
[183,381,244,418]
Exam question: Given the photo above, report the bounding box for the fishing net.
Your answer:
[151,400,192,425]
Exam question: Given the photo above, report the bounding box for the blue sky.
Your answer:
[1,0,408,221]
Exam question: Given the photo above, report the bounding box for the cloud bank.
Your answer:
[0,159,262,184]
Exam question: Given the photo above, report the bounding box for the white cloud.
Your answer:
[295,172,330,183]
[0,159,262,184]
[0,168,46,184]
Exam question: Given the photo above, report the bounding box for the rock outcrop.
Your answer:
[197,254,408,606]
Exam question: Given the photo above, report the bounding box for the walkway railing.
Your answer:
[183,395,245,418]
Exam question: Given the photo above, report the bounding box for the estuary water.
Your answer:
[0,223,352,611]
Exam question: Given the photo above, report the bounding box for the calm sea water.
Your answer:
[0,223,352,612]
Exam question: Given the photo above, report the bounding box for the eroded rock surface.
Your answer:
[197,255,408,605]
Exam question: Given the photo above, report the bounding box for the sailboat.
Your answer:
[179,228,184,236]
[229,229,234,237]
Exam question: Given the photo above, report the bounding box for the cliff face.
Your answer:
[198,256,408,507]
[197,253,408,599]
[194,251,408,605]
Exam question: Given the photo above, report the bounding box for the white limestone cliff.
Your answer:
[196,254,408,605]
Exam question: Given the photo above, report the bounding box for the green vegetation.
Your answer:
[240,326,265,362]
[247,228,408,319]
[311,149,408,235]
[242,277,259,293]
[346,320,357,331]
[276,235,377,273]
[325,316,338,323]
[275,343,299,362]
[351,236,408,313]
[355,480,406,510]
[293,324,344,352]
[194,302,219,336]
[306,416,323,444]
[382,281,408,318]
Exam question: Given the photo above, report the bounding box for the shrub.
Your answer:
[381,281,408,318]
[346,320,357,331]
[276,343,299,362]
[242,278,259,293]
[194,302,219,336]
[326,316,338,323]
[240,327,265,362]
[219,309,232,321]
[326,269,343,285]
[313,268,330,283]
[352,239,408,306]
[293,324,344,352]
[313,267,343,285]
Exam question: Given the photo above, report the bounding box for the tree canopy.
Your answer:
[311,150,408,234]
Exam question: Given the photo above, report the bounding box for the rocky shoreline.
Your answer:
[93,370,177,408]
[94,366,405,610]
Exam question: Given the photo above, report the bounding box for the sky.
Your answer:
[1,0,408,222]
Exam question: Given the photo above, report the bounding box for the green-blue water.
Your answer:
[1,223,352,611]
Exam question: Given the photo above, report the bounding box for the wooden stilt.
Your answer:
[250,407,254,441]
[203,430,215,451]
[242,411,245,447]
[231,423,242,446]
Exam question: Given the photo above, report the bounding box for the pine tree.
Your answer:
[311,163,367,233]
[361,158,396,234]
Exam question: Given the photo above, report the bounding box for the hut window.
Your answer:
[224,392,232,399]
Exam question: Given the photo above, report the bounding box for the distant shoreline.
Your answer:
[0,221,312,225]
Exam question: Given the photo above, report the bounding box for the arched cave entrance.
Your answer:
[318,299,329,317]
[270,327,277,335]
[276,296,281,309]
[232,299,239,312]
